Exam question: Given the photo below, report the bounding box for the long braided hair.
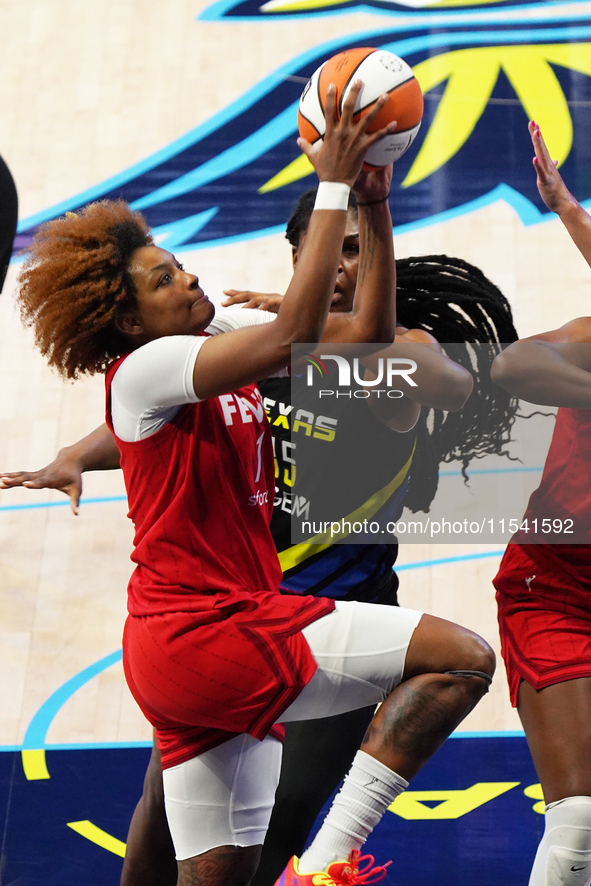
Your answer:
[395,254,518,511]
[287,190,519,512]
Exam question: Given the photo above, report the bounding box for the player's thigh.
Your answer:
[280,600,423,721]
[518,677,591,803]
[162,734,282,861]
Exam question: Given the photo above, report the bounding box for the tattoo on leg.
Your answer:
[362,674,488,762]
[177,845,261,886]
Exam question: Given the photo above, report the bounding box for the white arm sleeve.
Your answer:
[110,308,279,442]
[206,307,277,334]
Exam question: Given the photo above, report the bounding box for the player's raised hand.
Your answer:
[529,121,591,272]
[353,163,393,205]
[222,290,283,312]
[529,120,575,215]
[0,454,83,515]
[298,81,397,187]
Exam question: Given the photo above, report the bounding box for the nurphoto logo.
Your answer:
[304,352,417,399]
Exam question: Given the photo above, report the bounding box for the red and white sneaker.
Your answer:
[275,851,391,886]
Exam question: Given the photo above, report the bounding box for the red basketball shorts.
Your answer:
[122,591,334,769]
[494,544,591,706]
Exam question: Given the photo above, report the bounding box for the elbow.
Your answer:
[434,365,474,412]
[447,368,474,411]
[276,320,327,359]
[490,351,522,395]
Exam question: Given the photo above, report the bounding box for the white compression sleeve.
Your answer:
[529,796,591,886]
[110,335,207,442]
[110,308,277,441]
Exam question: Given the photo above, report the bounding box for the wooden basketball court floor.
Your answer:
[1,1,591,882]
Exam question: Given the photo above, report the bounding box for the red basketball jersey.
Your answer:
[106,355,284,614]
[105,354,334,764]
[515,407,591,554]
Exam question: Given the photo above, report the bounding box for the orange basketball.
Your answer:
[298,47,423,168]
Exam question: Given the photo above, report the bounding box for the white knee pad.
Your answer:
[162,733,282,860]
[529,796,591,886]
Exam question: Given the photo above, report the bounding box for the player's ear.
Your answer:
[292,231,307,269]
[115,311,144,337]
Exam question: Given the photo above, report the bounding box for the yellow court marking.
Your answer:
[67,821,127,857]
[21,749,50,781]
[258,153,314,193]
[523,782,545,815]
[389,781,520,820]
[404,43,581,188]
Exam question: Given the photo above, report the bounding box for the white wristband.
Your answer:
[314,181,351,212]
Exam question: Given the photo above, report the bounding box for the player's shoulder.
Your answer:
[396,327,439,345]
[528,317,591,344]
[560,317,591,343]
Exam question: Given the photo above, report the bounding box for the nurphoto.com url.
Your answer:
[300,517,575,539]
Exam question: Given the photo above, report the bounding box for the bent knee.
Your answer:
[457,631,496,679]
[404,615,495,681]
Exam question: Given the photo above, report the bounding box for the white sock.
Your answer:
[298,751,408,874]
[529,796,591,886]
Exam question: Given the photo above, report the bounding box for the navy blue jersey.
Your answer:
[260,376,415,603]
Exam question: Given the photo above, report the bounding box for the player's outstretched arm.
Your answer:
[191,83,397,400]
[491,318,591,407]
[530,120,591,270]
[363,330,473,431]
[0,423,120,514]
[221,165,397,345]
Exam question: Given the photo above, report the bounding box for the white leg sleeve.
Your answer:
[529,796,591,886]
[162,734,282,860]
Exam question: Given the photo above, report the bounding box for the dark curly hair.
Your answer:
[286,188,519,512]
[16,200,153,379]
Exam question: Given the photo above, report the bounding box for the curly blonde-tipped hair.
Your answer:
[17,200,153,379]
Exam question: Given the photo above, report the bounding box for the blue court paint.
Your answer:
[0,739,543,884]
[199,0,591,24]
[0,463,544,514]
[396,550,505,571]
[0,496,127,512]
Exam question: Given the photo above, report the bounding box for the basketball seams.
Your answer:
[350,76,416,132]
[316,47,376,117]
[298,110,321,142]
[336,52,375,118]
[316,65,326,122]
[361,131,415,169]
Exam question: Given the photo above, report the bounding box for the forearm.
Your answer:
[557,199,591,272]
[192,208,349,399]
[364,340,473,412]
[61,423,121,472]
[341,200,396,343]
[492,341,591,407]
[276,208,348,346]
